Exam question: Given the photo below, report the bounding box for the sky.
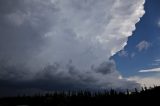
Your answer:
[0,0,159,96]
[113,0,160,87]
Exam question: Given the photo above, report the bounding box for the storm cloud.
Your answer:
[0,0,145,96]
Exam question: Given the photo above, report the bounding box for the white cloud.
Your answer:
[139,67,160,73]
[118,50,128,57]
[131,52,136,58]
[0,0,145,90]
[128,76,160,87]
[118,51,136,58]
[155,59,160,62]
[151,63,160,66]
[158,19,160,27]
[151,59,160,66]
[136,40,151,52]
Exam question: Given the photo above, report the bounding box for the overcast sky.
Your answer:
[0,0,159,96]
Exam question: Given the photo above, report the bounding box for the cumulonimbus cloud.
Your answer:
[0,0,145,93]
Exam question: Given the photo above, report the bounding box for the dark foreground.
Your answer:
[0,87,160,106]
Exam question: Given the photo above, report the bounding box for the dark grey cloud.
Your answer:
[0,60,140,97]
[0,0,145,96]
[95,60,117,74]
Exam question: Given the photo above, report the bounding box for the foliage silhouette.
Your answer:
[0,86,160,105]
